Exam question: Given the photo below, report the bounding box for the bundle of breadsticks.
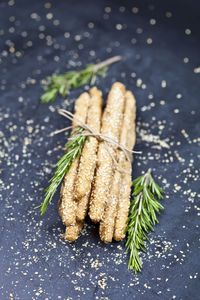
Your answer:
[59,82,136,243]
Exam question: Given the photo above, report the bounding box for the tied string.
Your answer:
[52,109,141,174]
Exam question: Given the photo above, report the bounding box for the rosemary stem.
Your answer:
[138,193,143,215]
[126,169,164,273]
[132,214,139,243]
[145,168,152,186]
[134,192,143,243]
[93,55,122,72]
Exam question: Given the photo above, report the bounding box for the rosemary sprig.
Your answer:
[41,55,121,103]
[125,168,164,274]
[37,127,87,215]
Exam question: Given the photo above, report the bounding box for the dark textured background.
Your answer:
[0,0,200,299]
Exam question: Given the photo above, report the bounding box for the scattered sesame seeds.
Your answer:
[174,108,179,114]
[160,100,165,105]
[46,13,53,20]
[176,93,182,99]
[116,24,123,30]
[0,1,199,299]
[136,27,143,34]
[131,38,137,44]
[194,66,200,74]
[161,80,167,88]
[105,7,111,13]
[132,7,139,14]
[165,11,172,18]
[150,18,156,25]
[185,28,191,35]
[146,38,153,44]
[183,57,189,63]
[88,22,94,29]
[44,2,51,9]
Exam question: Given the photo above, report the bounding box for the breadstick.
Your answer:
[113,91,136,241]
[60,160,79,225]
[63,87,102,241]
[75,87,103,221]
[99,168,121,243]
[63,221,84,242]
[113,160,132,241]
[59,92,90,226]
[89,82,126,223]
[99,90,136,242]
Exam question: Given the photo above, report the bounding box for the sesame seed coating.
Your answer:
[62,221,84,242]
[89,82,126,222]
[75,87,103,221]
[63,87,103,242]
[100,90,136,242]
[59,92,90,227]
[113,91,136,241]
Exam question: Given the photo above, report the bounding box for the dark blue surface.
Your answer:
[0,0,200,299]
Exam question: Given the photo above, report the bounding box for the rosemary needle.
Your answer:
[37,127,87,215]
[41,55,121,103]
[125,168,164,274]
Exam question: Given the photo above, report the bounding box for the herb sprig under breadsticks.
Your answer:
[38,127,87,215]
[125,169,164,273]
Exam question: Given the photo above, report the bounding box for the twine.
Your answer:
[52,109,141,174]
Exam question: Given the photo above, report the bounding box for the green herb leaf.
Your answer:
[40,56,121,103]
[125,168,164,274]
[37,127,87,214]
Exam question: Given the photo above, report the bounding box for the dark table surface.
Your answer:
[0,0,200,299]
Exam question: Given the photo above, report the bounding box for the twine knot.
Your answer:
[51,109,141,174]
